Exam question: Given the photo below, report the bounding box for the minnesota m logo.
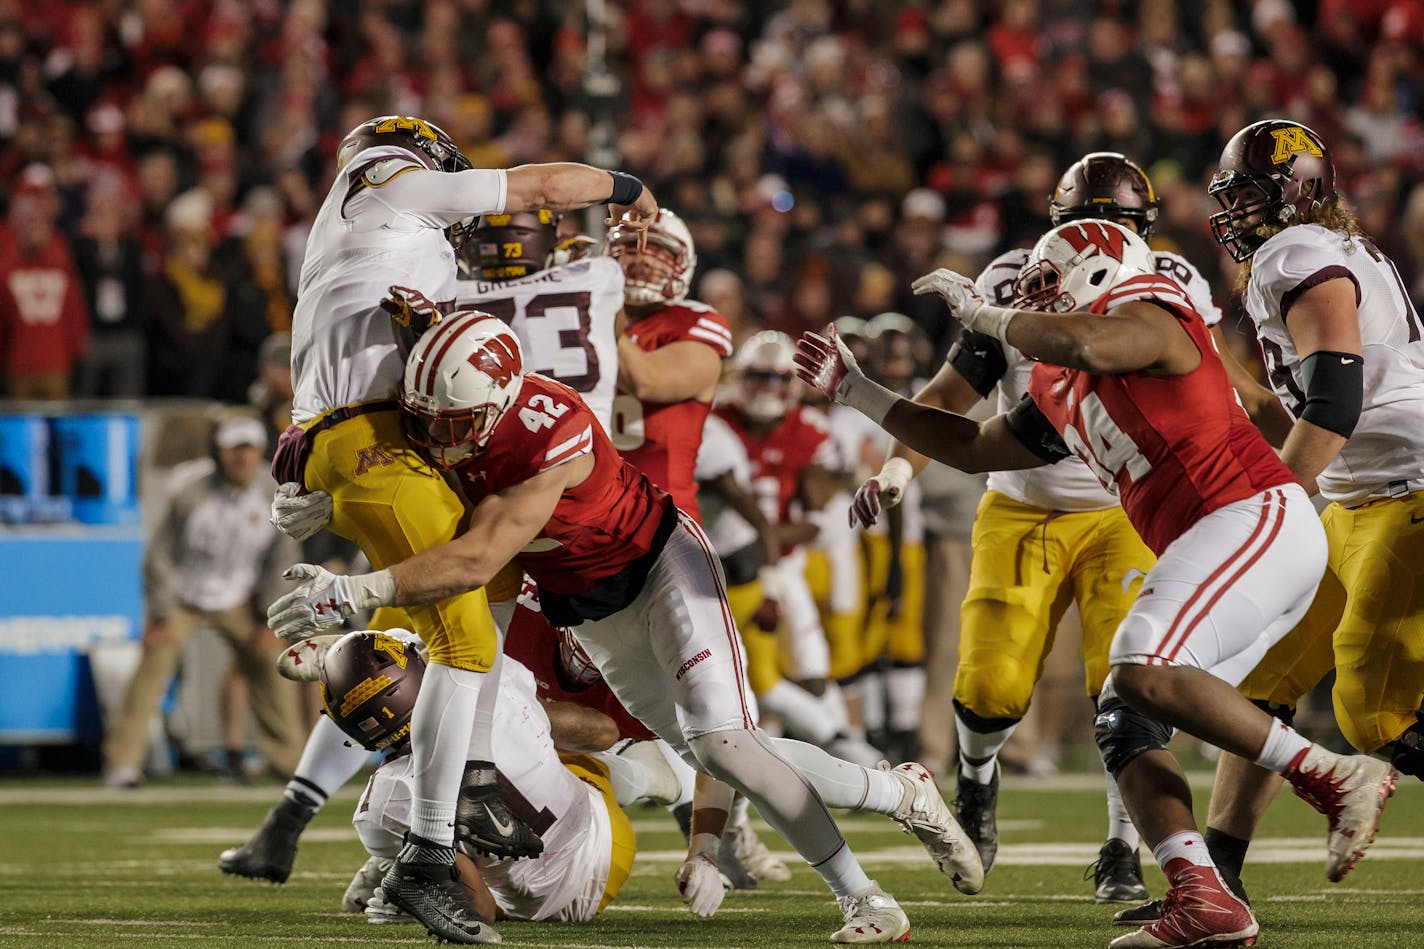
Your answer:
[1269,127,1323,164]
[354,444,396,475]
[373,115,437,142]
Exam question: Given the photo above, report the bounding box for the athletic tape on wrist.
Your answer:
[838,373,901,427]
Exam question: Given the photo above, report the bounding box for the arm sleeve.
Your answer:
[947,329,1009,398]
[373,166,509,228]
[1003,394,1072,463]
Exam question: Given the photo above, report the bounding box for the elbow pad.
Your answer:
[1297,350,1363,438]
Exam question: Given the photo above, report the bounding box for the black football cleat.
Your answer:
[1087,838,1149,903]
[380,834,501,944]
[454,763,543,860]
[952,765,1000,873]
[219,798,315,884]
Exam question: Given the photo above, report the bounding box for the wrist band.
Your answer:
[968,304,1017,345]
[877,457,914,494]
[839,373,902,427]
[608,171,644,206]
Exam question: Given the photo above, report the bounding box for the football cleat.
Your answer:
[616,740,682,807]
[717,833,758,891]
[380,834,501,944]
[1109,861,1257,948]
[1088,838,1150,904]
[364,885,418,924]
[887,761,984,895]
[218,798,316,884]
[276,634,341,682]
[454,764,544,859]
[729,819,793,883]
[342,855,394,913]
[831,881,911,944]
[1113,869,1249,927]
[1284,745,1397,882]
[952,764,1000,874]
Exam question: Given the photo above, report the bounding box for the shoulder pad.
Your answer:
[359,157,425,188]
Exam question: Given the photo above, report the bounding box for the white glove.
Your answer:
[271,483,333,542]
[675,833,727,918]
[911,268,1016,342]
[850,457,914,528]
[266,564,395,643]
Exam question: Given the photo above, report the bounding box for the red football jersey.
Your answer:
[454,373,673,598]
[503,583,657,743]
[613,301,733,521]
[1027,274,1295,555]
[715,404,837,529]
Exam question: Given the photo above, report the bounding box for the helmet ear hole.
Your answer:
[1089,268,1109,287]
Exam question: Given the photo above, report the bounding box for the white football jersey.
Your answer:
[456,256,624,434]
[833,401,925,544]
[695,411,758,556]
[969,245,1223,511]
[352,657,613,923]
[1245,224,1424,506]
[291,148,508,422]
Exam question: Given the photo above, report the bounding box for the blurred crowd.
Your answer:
[1,0,1421,404]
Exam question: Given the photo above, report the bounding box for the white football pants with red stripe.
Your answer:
[570,511,761,756]
[1104,483,1326,686]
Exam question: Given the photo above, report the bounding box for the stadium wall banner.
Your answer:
[0,528,144,743]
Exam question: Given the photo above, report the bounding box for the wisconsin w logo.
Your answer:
[1269,127,1323,164]
[354,444,396,475]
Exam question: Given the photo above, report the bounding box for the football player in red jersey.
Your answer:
[605,208,733,522]
[267,311,985,943]
[796,220,1398,949]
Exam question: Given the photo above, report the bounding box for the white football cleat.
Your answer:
[887,761,984,895]
[1285,744,1397,882]
[831,881,910,944]
[615,740,683,807]
[276,634,342,682]
[729,818,792,882]
[342,855,394,913]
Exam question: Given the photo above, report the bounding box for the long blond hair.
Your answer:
[1234,196,1368,294]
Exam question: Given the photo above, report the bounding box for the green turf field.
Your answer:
[0,772,1418,948]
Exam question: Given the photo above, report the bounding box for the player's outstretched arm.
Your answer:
[793,330,1045,476]
[505,164,658,229]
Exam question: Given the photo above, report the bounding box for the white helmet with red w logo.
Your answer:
[606,208,697,307]
[400,310,525,468]
[1015,220,1154,313]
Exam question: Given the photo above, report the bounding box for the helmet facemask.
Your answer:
[399,404,498,470]
[1208,172,1288,263]
[609,233,689,306]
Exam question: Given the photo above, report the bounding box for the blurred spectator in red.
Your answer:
[0,165,90,400]
[73,173,148,398]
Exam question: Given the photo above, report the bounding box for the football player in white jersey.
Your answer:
[312,630,657,925]
[849,153,1274,903]
[1108,118,1424,929]
[455,210,624,433]
[247,114,657,945]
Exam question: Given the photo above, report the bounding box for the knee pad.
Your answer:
[1249,698,1296,727]
[1389,720,1424,779]
[952,697,1021,735]
[1094,696,1173,779]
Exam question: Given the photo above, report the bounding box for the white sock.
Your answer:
[410,663,485,846]
[1152,830,1214,872]
[1253,718,1312,774]
[956,711,1015,783]
[1103,764,1140,850]
[730,794,750,827]
[885,665,926,733]
[812,839,874,900]
[769,736,903,814]
[762,679,838,745]
[465,650,502,764]
[859,671,886,733]
[284,714,368,810]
